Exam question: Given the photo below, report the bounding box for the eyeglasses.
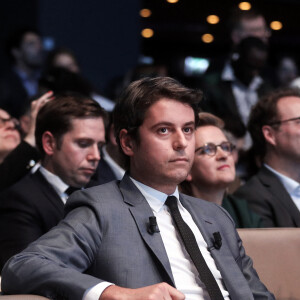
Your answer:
[0,116,20,129]
[268,116,300,126]
[196,141,236,156]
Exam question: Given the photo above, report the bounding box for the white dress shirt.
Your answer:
[84,177,229,300]
[264,164,300,211]
[38,166,70,204]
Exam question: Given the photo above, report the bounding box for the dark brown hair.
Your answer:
[248,87,300,161]
[113,76,203,169]
[35,93,107,158]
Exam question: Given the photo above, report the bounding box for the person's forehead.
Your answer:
[196,126,226,142]
[241,16,266,29]
[277,96,300,115]
[0,109,10,118]
[147,98,194,114]
[22,32,41,44]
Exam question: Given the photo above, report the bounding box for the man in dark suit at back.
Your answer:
[0,93,106,270]
[0,28,44,118]
[2,77,273,299]
[234,88,300,227]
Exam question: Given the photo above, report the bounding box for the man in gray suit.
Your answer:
[235,88,300,227]
[2,77,274,299]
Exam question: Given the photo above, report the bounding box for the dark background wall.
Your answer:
[0,0,141,94]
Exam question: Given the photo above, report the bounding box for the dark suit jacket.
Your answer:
[2,174,274,299]
[0,141,40,191]
[234,166,300,227]
[201,72,271,138]
[87,157,117,187]
[0,169,64,271]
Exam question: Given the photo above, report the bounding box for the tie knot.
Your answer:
[165,196,178,210]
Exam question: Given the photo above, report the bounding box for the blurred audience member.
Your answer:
[273,55,298,88]
[0,93,106,270]
[229,8,270,47]
[202,36,271,152]
[180,112,262,228]
[234,88,300,227]
[0,28,44,118]
[206,8,270,76]
[45,47,80,74]
[0,91,53,191]
[44,47,115,111]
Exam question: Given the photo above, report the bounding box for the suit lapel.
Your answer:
[259,166,300,226]
[119,175,175,286]
[33,170,65,213]
[180,195,254,299]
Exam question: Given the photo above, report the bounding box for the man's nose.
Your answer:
[87,145,101,161]
[173,130,188,150]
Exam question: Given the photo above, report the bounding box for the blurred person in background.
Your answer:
[0,91,53,191]
[235,88,300,227]
[44,47,115,111]
[0,94,106,270]
[180,112,262,228]
[0,28,44,118]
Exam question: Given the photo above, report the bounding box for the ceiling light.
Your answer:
[239,2,251,11]
[141,28,154,38]
[166,0,179,3]
[270,21,283,31]
[202,34,214,43]
[206,15,220,25]
[140,9,152,18]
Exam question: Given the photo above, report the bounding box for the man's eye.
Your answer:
[183,127,194,133]
[158,128,168,134]
[78,141,90,148]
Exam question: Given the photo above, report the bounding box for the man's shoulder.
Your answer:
[0,171,55,203]
[180,193,229,216]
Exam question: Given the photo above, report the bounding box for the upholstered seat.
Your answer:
[238,228,300,299]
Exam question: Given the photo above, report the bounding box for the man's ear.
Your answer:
[262,125,276,146]
[109,124,118,146]
[119,129,134,156]
[42,131,57,156]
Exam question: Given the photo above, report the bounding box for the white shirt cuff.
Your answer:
[83,281,114,300]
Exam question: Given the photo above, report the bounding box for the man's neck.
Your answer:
[264,154,300,183]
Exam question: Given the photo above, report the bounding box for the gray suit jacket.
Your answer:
[2,174,274,300]
[234,166,300,227]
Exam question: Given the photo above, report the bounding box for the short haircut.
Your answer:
[198,112,224,129]
[113,76,203,169]
[45,47,79,71]
[35,93,107,158]
[248,87,300,161]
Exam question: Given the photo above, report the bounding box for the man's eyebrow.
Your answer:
[150,121,195,129]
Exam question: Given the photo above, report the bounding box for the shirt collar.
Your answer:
[130,176,179,213]
[264,163,300,195]
[39,166,69,198]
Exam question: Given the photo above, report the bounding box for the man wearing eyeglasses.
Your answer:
[234,88,300,227]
